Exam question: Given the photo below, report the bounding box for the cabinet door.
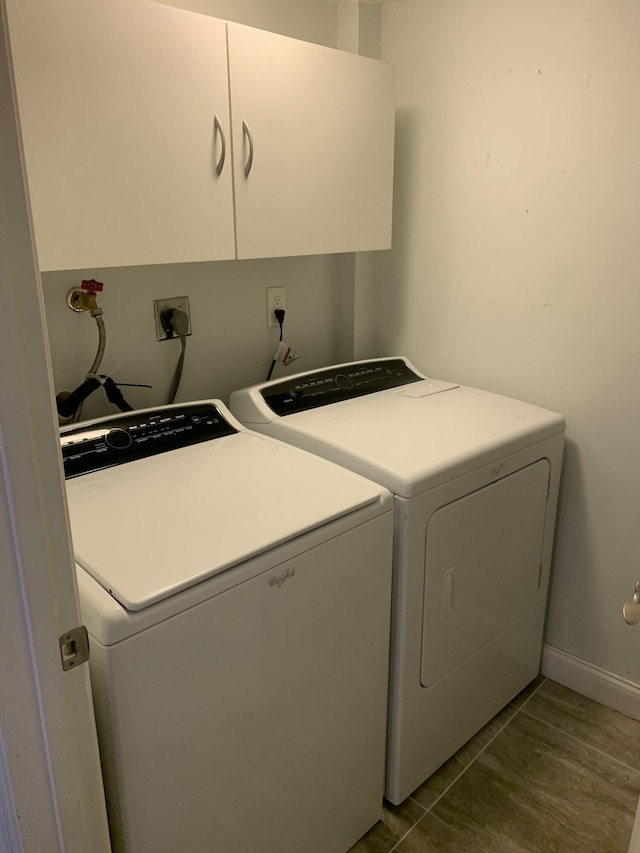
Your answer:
[8,0,235,270]
[227,23,395,259]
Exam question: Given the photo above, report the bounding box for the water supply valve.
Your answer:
[67,279,104,313]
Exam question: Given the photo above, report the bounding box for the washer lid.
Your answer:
[65,431,384,611]
[244,381,565,497]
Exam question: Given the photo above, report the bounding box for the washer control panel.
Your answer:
[60,403,237,479]
[260,358,423,416]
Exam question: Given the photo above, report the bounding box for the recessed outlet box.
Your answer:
[153,296,192,341]
[266,286,286,327]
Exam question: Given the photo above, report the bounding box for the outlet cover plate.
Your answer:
[153,296,192,341]
[266,287,286,327]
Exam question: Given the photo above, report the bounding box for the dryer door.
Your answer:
[421,460,550,687]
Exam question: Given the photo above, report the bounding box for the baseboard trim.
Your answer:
[541,644,640,721]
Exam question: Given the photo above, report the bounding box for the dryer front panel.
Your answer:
[420,459,550,687]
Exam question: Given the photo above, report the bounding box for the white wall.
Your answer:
[356,0,640,683]
[41,0,340,420]
[154,0,336,46]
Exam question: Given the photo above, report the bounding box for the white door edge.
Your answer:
[0,2,110,850]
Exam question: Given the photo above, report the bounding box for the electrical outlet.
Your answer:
[153,296,192,341]
[266,287,287,327]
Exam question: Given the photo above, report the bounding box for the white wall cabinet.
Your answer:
[8,0,236,270]
[227,22,395,259]
[8,0,394,272]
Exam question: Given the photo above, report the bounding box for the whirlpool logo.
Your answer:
[267,567,296,589]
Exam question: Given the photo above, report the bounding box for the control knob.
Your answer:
[105,428,132,450]
[335,374,353,390]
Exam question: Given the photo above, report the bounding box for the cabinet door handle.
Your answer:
[242,119,254,177]
[213,115,226,176]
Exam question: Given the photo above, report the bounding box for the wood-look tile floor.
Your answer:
[350,678,640,853]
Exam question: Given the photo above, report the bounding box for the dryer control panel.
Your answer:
[260,358,423,416]
[60,403,237,479]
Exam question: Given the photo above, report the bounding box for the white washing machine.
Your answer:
[230,357,566,804]
[60,400,393,853]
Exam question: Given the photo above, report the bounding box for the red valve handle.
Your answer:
[81,279,104,293]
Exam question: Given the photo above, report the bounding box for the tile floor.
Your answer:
[350,678,640,853]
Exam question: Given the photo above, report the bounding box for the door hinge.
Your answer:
[59,625,90,671]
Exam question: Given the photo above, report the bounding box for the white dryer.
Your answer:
[60,400,393,853]
[230,357,566,804]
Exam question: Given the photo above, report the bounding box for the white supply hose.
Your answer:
[72,309,106,423]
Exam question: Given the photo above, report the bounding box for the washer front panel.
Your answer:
[89,511,393,853]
